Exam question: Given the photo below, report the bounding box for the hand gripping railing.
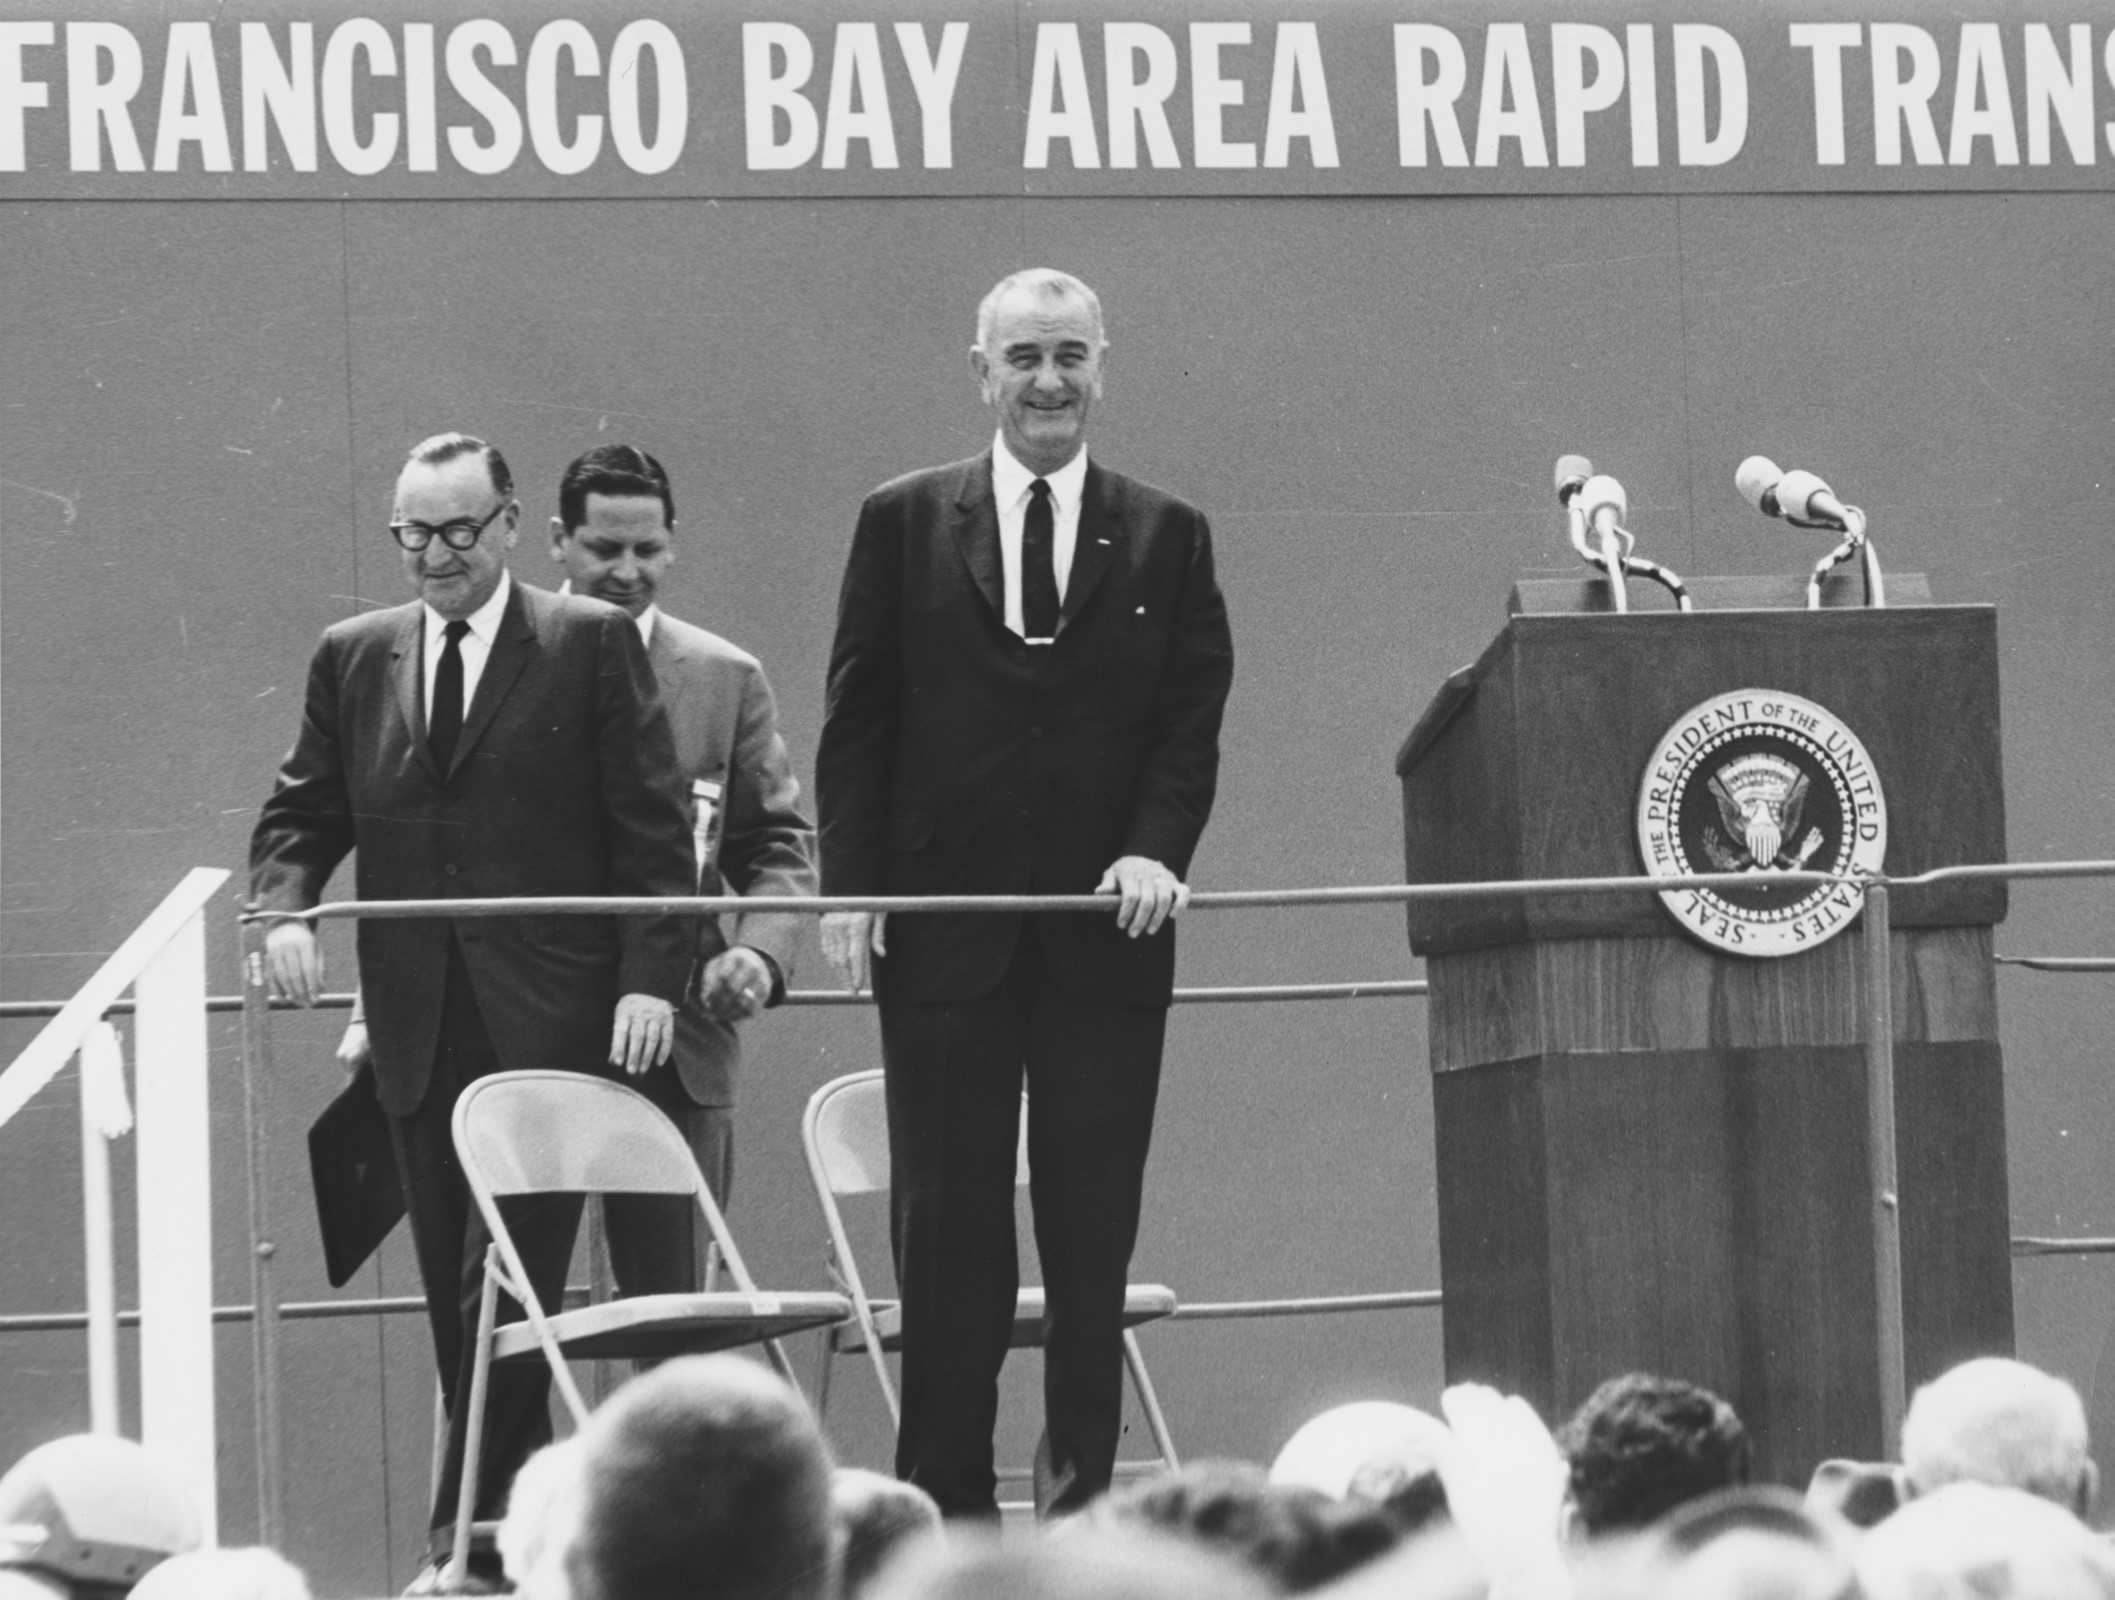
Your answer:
[0,867,229,1541]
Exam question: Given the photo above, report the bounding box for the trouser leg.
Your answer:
[603,1088,734,1297]
[389,939,586,1546]
[879,963,1029,1520]
[1024,969,1167,1517]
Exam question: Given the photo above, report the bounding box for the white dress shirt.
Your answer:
[991,433,1087,642]
[422,569,512,727]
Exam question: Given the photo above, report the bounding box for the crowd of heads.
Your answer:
[5,1351,2112,1600]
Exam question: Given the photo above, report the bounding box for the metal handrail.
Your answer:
[0,980,1430,1022]
[41,853,2111,1547]
[249,868,1860,921]
[234,857,2115,925]
[1168,1290,1442,1322]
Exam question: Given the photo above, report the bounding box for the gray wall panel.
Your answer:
[4,188,2113,1585]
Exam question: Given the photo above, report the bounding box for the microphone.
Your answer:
[1579,474,1628,551]
[1735,455,1784,518]
[1555,460,1689,612]
[1773,469,1853,531]
[1737,455,1881,609]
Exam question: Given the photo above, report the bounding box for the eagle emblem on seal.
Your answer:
[1637,689,1886,957]
[1702,753,1822,871]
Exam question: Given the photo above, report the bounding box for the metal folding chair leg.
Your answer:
[812,1329,836,1422]
[447,1246,505,1591]
[1123,1331,1179,1469]
[430,1383,448,1517]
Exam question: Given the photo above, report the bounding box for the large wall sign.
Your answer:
[2,1,2110,199]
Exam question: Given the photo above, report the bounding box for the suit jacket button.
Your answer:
[444,864,460,877]
[1030,725,1044,739]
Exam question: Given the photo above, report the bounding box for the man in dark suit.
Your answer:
[816,269,1234,1518]
[250,432,695,1586]
[546,443,818,1288]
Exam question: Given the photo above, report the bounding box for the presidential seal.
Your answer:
[1636,690,1886,957]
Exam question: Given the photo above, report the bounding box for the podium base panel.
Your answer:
[1433,1039,2013,1485]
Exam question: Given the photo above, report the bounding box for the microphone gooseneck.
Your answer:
[1731,455,1884,609]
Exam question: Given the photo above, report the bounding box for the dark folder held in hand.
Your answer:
[307,1063,404,1288]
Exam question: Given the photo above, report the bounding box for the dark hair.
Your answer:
[405,432,513,499]
[557,444,674,531]
[1100,1461,1401,1593]
[1346,1454,1450,1538]
[1558,1373,1753,1536]
[567,1359,834,1600]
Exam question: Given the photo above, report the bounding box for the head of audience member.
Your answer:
[1618,1487,1856,1600]
[871,1526,1273,1600]
[498,1437,586,1600]
[0,1436,200,1600]
[549,446,678,620]
[126,1548,309,1600]
[1801,1458,1903,1530]
[1854,1481,2115,1600]
[1093,1460,1401,1593]
[1899,1355,2097,1517]
[564,1355,835,1600]
[1557,1374,1752,1538]
[1270,1401,1453,1537]
[393,432,519,621]
[1344,1454,1450,1540]
[969,269,1106,476]
[831,1468,941,1600]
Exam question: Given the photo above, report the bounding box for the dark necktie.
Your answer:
[429,619,469,770]
[1023,478,1059,641]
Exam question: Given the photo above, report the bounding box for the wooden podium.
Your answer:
[1396,579,2013,1484]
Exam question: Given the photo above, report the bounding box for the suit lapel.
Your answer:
[447,579,531,781]
[1058,462,1119,635]
[648,621,703,779]
[948,453,1005,625]
[389,609,440,783]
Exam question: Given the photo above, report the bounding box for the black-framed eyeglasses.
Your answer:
[389,501,509,552]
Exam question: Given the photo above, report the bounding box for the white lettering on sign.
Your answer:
[1673,24,1745,164]
[0,22,55,172]
[1025,22,1099,168]
[0,14,2105,187]
[754,19,966,171]
[24,16,690,177]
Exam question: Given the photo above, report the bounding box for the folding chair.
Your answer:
[799,1069,1180,1495]
[447,1070,851,1586]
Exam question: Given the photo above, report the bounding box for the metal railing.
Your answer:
[0,868,231,1541]
[9,859,2113,1547]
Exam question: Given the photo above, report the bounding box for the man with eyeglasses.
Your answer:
[249,431,695,1592]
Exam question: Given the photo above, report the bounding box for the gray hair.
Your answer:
[1901,1357,2094,1514]
[405,431,513,499]
[974,269,1106,353]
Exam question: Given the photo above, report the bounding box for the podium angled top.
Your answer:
[1396,603,2006,957]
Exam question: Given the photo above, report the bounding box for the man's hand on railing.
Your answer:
[1096,856,1190,937]
[335,1022,371,1077]
[609,993,674,1076]
[698,946,776,1022]
[821,911,887,994]
[263,921,324,1006]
